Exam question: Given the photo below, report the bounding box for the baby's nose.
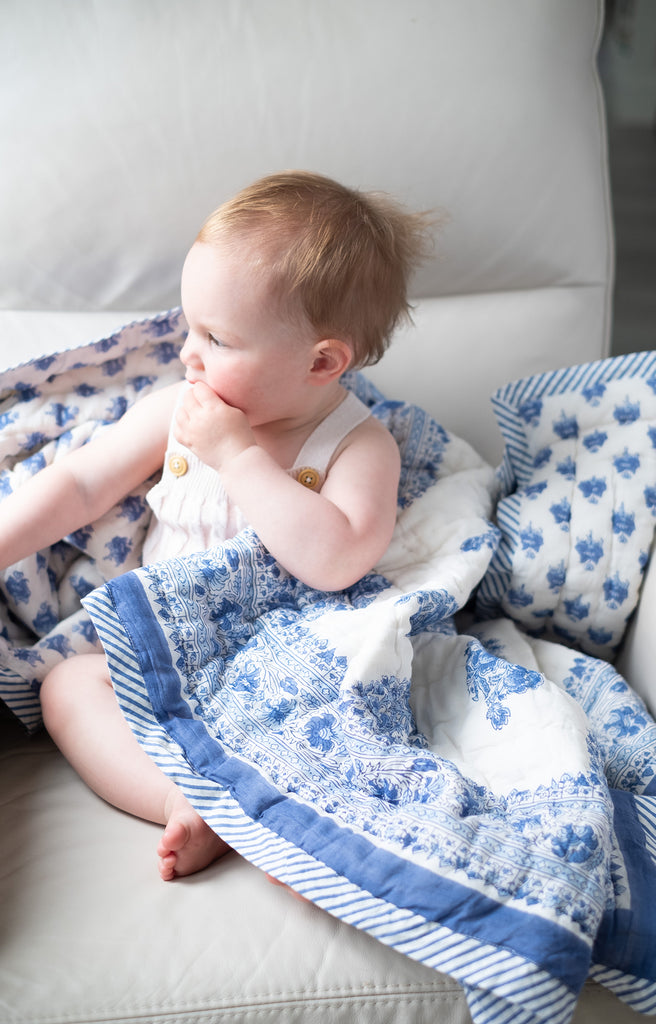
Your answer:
[180,333,202,367]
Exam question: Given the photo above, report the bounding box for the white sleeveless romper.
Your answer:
[142,388,371,563]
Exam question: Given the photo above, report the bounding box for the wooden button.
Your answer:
[168,454,188,477]
[296,467,321,490]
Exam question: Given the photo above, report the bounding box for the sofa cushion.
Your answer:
[0,713,475,1024]
[0,711,644,1024]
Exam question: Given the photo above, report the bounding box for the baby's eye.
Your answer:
[208,333,224,347]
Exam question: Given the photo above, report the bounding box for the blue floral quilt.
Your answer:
[2,313,656,1024]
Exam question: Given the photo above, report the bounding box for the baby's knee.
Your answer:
[40,654,110,732]
[40,660,75,732]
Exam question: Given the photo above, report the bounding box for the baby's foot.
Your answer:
[157,791,230,881]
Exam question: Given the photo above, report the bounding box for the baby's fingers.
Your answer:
[173,403,190,441]
[177,382,215,433]
[191,380,222,407]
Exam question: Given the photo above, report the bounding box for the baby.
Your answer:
[0,171,431,879]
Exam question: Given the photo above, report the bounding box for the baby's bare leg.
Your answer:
[40,654,229,879]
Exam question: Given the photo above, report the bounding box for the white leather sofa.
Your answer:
[1,2,652,1022]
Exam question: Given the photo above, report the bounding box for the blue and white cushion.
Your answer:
[477,351,656,658]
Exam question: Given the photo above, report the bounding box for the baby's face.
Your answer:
[179,241,316,427]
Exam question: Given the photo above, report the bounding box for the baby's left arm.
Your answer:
[175,384,400,591]
[225,422,400,591]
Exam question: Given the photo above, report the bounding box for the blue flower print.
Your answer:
[231,659,261,694]
[5,571,31,604]
[69,574,96,599]
[547,561,566,591]
[645,486,656,516]
[465,640,543,730]
[107,396,128,420]
[23,431,47,451]
[553,413,579,441]
[94,336,119,353]
[521,481,548,500]
[460,531,498,553]
[613,397,640,426]
[145,311,183,337]
[305,713,337,752]
[614,448,640,477]
[575,532,604,570]
[533,447,552,470]
[278,675,299,697]
[264,697,296,727]
[603,573,629,610]
[506,584,533,608]
[14,647,44,666]
[150,341,182,364]
[504,662,544,694]
[569,657,589,683]
[648,425,656,449]
[578,476,607,503]
[34,354,56,372]
[368,777,403,803]
[104,536,133,565]
[74,619,98,643]
[612,504,635,542]
[68,526,93,550]
[581,380,606,404]
[75,383,99,397]
[350,676,415,745]
[564,595,590,622]
[33,602,58,634]
[646,373,656,395]
[102,357,127,377]
[118,495,147,522]
[0,474,12,497]
[519,523,543,558]
[551,824,598,863]
[44,634,75,656]
[582,430,608,452]
[406,590,457,635]
[130,375,156,393]
[15,383,41,403]
[556,456,576,480]
[47,402,78,427]
[57,429,74,451]
[549,498,571,529]
[0,411,18,430]
[24,451,46,476]
[588,626,613,648]
[604,704,648,739]
[517,398,543,426]
[388,406,448,508]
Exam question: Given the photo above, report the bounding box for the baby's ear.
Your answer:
[308,338,353,383]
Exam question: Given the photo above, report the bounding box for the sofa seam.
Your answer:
[3,991,465,1024]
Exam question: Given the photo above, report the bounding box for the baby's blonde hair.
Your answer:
[197,171,433,368]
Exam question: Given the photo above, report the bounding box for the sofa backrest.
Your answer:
[0,0,612,462]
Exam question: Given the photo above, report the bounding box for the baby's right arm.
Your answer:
[0,382,180,571]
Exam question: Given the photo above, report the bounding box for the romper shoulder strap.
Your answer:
[289,391,371,491]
